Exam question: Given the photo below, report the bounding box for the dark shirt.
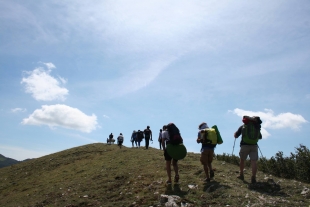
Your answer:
[235,125,262,146]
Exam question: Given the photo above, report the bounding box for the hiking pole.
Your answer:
[232,138,236,157]
[257,144,271,175]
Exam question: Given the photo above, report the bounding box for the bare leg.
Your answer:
[166,160,172,183]
[251,160,257,177]
[239,159,245,175]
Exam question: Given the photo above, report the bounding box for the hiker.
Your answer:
[234,116,262,184]
[196,122,216,182]
[137,129,144,148]
[143,126,153,149]
[107,133,114,145]
[131,130,137,147]
[158,129,163,150]
[117,133,124,149]
[161,125,180,184]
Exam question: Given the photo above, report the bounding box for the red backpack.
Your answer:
[166,123,183,145]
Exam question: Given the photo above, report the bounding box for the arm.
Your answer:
[150,130,153,141]
[234,126,242,138]
[196,131,201,143]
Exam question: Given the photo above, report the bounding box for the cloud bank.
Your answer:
[22,104,98,133]
[230,108,308,138]
[21,63,68,101]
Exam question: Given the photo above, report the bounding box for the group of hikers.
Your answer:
[106,115,263,185]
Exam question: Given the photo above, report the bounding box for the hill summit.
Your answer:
[0,143,309,206]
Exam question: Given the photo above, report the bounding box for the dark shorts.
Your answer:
[164,149,178,162]
[118,141,123,145]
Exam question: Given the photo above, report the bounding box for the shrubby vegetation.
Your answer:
[216,144,310,183]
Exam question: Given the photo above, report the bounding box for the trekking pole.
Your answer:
[232,138,236,157]
[257,144,271,175]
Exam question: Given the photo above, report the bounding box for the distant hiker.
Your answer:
[107,133,114,145]
[234,116,262,184]
[143,126,153,149]
[161,125,180,185]
[117,133,124,149]
[158,129,163,150]
[131,130,137,147]
[137,130,144,148]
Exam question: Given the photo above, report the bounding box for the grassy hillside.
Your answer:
[0,143,309,207]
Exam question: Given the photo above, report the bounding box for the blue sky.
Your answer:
[0,0,309,160]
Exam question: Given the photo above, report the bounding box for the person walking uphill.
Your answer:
[144,126,153,149]
[117,133,124,149]
[161,125,180,185]
[131,130,137,147]
[196,122,216,182]
[158,129,163,150]
[234,116,262,184]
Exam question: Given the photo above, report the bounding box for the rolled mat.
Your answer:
[212,125,223,144]
[166,144,187,160]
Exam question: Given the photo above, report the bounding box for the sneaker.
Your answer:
[251,176,256,184]
[237,174,244,180]
[210,170,214,178]
[174,175,179,183]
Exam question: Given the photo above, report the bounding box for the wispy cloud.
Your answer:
[22,104,98,133]
[11,108,27,113]
[230,108,308,138]
[21,63,68,101]
[103,115,110,119]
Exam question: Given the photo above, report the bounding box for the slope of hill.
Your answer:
[0,154,20,168]
[0,143,309,207]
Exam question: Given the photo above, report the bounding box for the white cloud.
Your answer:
[22,104,98,133]
[21,63,68,101]
[11,108,27,113]
[230,108,308,138]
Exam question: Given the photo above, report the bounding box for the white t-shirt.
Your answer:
[161,130,170,142]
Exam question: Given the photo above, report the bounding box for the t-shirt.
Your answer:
[162,130,170,142]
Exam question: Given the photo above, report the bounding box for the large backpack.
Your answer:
[144,128,151,138]
[242,116,262,144]
[200,128,217,145]
[166,123,183,145]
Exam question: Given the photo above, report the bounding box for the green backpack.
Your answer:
[242,116,262,144]
[200,128,217,145]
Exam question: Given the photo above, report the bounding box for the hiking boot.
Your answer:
[174,175,179,183]
[210,170,214,178]
[251,176,256,184]
[237,174,244,180]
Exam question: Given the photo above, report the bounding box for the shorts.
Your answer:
[118,141,123,145]
[200,149,214,165]
[239,145,258,161]
[164,149,178,162]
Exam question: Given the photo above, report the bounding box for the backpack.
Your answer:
[144,129,151,138]
[242,116,262,144]
[138,131,144,140]
[200,128,217,145]
[118,135,124,142]
[166,123,183,145]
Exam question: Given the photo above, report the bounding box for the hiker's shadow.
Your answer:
[165,184,188,197]
[203,180,231,192]
[247,180,287,197]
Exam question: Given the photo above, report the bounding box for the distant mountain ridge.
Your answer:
[0,154,20,168]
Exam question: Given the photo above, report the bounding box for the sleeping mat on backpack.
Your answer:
[166,144,187,160]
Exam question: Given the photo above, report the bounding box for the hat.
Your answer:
[199,122,209,130]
